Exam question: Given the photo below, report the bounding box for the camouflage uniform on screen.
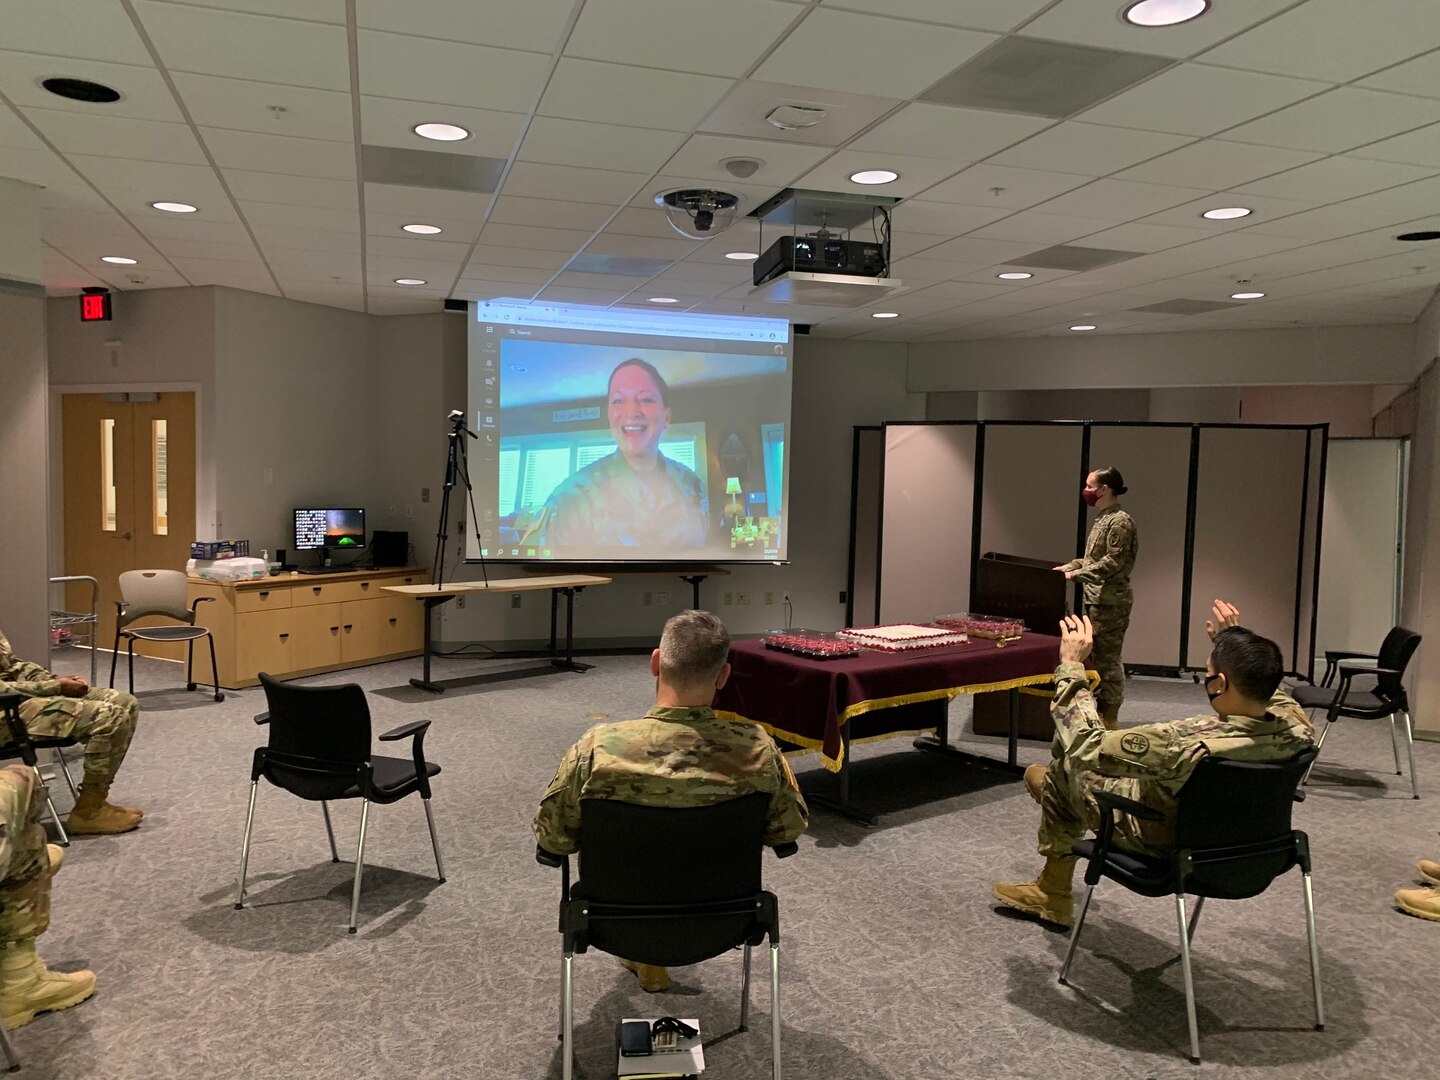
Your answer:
[521,450,707,554]
[1038,660,1314,860]
[1061,505,1138,713]
[0,631,138,787]
[534,705,808,856]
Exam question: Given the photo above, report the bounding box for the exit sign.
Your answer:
[80,293,112,321]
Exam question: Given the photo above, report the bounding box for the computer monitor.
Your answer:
[293,508,366,567]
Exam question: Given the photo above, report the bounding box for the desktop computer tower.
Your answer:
[372,530,409,567]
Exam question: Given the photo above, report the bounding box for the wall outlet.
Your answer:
[764,591,774,605]
[655,591,669,606]
[421,487,430,503]
[839,590,847,604]
[511,593,522,609]
[723,591,734,606]
[456,595,465,609]
[736,591,751,606]
[642,591,652,606]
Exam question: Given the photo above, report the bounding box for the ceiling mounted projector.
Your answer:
[655,189,740,240]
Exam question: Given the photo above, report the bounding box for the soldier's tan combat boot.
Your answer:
[65,783,143,835]
[1099,702,1121,731]
[44,844,64,878]
[1023,763,1048,806]
[1417,859,1440,885]
[992,856,1076,928]
[1395,885,1440,923]
[0,940,96,1030]
[619,958,671,993]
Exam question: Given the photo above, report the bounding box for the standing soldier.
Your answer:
[1054,466,1137,730]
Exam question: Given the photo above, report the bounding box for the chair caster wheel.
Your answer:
[214,692,225,702]
[348,927,357,935]
[187,682,197,691]
[233,903,244,910]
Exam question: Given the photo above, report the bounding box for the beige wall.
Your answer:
[1239,385,1376,437]
[0,284,50,659]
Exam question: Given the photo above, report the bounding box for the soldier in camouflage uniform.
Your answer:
[535,610,807,992]
[0,630,144,834]
[0,758,96,1029]
[993,601,1313,928]
[1056,466,1138,729]
[521,358,708,554]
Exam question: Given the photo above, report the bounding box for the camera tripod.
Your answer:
[431,409,488,588]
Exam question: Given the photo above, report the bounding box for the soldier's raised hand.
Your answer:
[1205,599,1241,641]
[1058,613,1093,664]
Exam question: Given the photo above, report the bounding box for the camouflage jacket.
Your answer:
[521,450,707,554]
[0,631,62,698]
[1052,660,1314,850]
[1063,506,1137,607]
[534,705,809,855]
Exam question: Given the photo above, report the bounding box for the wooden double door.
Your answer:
[61,392,196,663]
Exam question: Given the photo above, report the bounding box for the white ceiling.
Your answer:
[2,0,1438,339]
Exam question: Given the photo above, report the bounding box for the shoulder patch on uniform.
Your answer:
[1120,732,1150,755]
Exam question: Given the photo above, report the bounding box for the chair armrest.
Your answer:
[379,719,432,741]
[771,841,799,859]
[535,845,565,868]
[253,711,270,726]
[1337,664,1400,679]
[1093,788,1165,822]
[190,596,216,613]
[0,694,39,767]
[1325,650,1376,662]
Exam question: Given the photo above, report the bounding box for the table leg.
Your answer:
[800,723,878,827]
[549,589,558,653]
[913,690,1025,776]
[681,574,704,609]
[550,588,594,673]
[409,596,452,693]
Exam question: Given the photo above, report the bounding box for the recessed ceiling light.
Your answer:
[1202,206,1252,220]
[1397,230,1440,242]
[725,251,759,261]
[100,256,138,265]
[402,223,443,235]
[871,312,900,319]
[1070,324,1097,331]
[151,201,197,213]
[412,122,470,142]
[997,271,1033,280]
[42,77,121,103]
[1121,0,1211,28]
[648,297,678,304]
[849,169,899,185]
[394,278,426,286]
[1231,291,1266,300]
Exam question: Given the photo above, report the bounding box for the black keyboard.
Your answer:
[297,566,354,575]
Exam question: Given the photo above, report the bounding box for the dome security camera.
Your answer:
[655,189,740,240]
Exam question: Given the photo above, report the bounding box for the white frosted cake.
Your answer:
[838,624,969,651]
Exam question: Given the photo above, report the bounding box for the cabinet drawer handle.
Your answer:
[259,591,269,599]
[312,587,323,595]
[278,633,289,640]
[343,624,353,630]
[388,618,397,626]
[360,582,370,591]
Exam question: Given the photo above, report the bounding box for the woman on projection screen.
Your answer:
[521,358,707,554]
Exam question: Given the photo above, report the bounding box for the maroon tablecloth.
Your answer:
[714,634,1064,771]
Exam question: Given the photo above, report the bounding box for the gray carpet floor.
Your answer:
[15,645,1439,1079]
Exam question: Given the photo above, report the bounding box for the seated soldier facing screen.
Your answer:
[534,609,808,992]
[993,600,1314,928]
[0,630,144,834]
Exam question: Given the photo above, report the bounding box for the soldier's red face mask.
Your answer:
[1081,487,1101,507]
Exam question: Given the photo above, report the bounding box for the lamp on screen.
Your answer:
[725,477,743,519]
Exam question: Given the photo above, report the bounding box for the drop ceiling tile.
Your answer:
[479,222,595,253]
[22,109,206,165]
[890,256,990,282]
[825,1,1054,33]
[1138,190,1318,230]
[1154,230,1312,268]
[359,96,523,159]
[365,210,483,239]
[467,245,572,271]
[969,211,1125,246]
[1344,174,1440,217]
[1358,49,1440,100]
[849,103,1050,162]
[0,146,83,190]
[240,200,359,233]
[36,184,113,213]
[355,0,571,52]
[584,234,699,260]
[1224,88,1440,154]
[656,259,752,284]
[224,171,357,210]
[1076,221,1214,253]
[1201,0,1440,82]
[456,265,556,286]
[988,123,1193,177]
[518,117,684,172]
[888,231,954,259]
[795,151,966,199]
[172,76,351,145]
[918,235,1044,265]
[454,280,543,300]
[1235,155,1437,202]
[363,183,491,218]
[486,197,613,232]
[1024,0,1296,60]
[603,207,691,241]
[921,163,1092,209]
[367,234,476,262]
[98,269,191,291]
[662,135,831,189]
[505,161,647,206]
[890,200,1012,235]
[1078,63,1325,137]
[700,80,901,148]
[168,255,271,280]
[134,215,249,242]
[2,0,153,65]
[134,1,351,90]
[66,155,226,203]
[566,0,798,78]
[368,296,447,314]
[552,271,654,293]
[540,59,733,132]
[356,30,550,112]
[538,286,627,305]
[1244,204,1415,242]
[637,275,735,298]
[1034,178,1211,219]
[0,51,181,124]
[203,129,356,180]
[1351,122,1440,169]
[147,236,260,262]
[754,9,996,98]
[1117,140,1322,189]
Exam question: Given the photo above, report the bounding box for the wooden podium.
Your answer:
[971,552,1067,740]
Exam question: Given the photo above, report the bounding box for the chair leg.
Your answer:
[54,747,80,803]
[1302,870,1325,1031]
[348,799,370,934]
[1301,718,1331,786]
[561,950,575,1080]
[769,940,781,1080]
[1186,895,1205,944]
[186,640,195,690]
[0,1018,20,1071]
[127,638,136,695]
[739,942,752,1032]
[321,801,340,862]
[1175,894,1202,1064]
[1401,710,1420,800]
[423,797,446,882]
[109,628,120,689]
[1390,714,1404,775]
[234,780,258,909]
[33,767,70,848]
[1058,883,1096,985]
[209,635,223,701]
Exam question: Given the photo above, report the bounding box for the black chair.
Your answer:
[1291,626,1421,798]
[0,691,80,847]
[110,569,223,701]
[235,674,445,934]
[536,794,797,1080]
[1058,750,1323,1064]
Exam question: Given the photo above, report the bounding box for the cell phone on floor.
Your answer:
[618,1020,652,1057]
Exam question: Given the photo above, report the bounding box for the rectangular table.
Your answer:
[384,574,611,692]
[714,634,1073,824]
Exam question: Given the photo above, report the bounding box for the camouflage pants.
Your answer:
[0,765,51,944]
[11,688,138,787]
[1085,602,1131,710]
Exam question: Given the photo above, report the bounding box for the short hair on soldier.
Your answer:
[1092,465,1127,495]
[608,357,670,406]
[1210,626,1283,701]
[658,610,730,687]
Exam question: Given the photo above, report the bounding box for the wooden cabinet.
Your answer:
[190,568,425,688]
